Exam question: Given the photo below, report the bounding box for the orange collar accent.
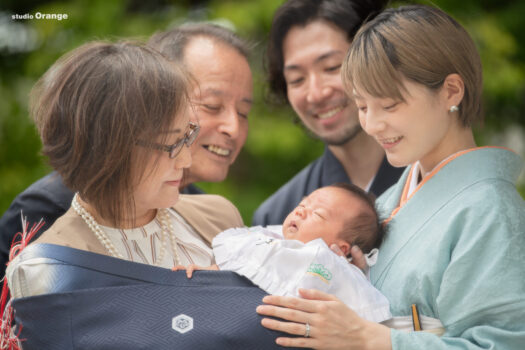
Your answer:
[382,146,513,226]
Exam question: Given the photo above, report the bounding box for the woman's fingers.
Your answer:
[258,291,387,350]
[260,316,319,349]
[260,293,321,314]
[332,243,368,272]
[297,288,339,302]
[260,318,308,336]
[172,264,218,278]
[257,292,371,349]
[256,303,311,324]
[186,265,196,278]
[329,243,345,256]
[350,245,367,270]
[171,264,196,278]
[258,292,357,331]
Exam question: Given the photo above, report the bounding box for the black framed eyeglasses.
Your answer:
[137,122,200,158]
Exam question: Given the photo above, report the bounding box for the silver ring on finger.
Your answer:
[304,322,310,338]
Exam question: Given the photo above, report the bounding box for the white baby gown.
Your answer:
[213,226,391,323]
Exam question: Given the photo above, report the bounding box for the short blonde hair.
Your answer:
[342,5,483,126]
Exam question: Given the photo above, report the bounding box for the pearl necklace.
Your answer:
[71,193,181,267]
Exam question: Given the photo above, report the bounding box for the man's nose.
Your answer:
[306,74,332,104]
[217,109,240,139]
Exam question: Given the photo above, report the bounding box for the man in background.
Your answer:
[252,0,404,226]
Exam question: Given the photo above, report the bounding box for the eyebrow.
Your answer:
[241,98,253,105]
[201,87,223,97]
[200,88,253,106]
[284,50,344,71]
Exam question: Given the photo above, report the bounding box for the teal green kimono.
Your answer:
[371,147,525,349]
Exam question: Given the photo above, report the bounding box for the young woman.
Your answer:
[256,5,525,349]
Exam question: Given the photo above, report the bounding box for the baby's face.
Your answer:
[282,187,361,246]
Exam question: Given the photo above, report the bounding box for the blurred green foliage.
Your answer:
[1,0,524,224]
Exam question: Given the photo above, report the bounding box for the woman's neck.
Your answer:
[420,126,476,176]
[77,195,156,229]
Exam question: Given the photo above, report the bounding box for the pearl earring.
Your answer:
[449,105,459,113]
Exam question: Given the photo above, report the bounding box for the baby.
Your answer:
[280,182,383,257]
[178,183,391,322]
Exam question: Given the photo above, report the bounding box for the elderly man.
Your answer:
[252,0,404,226]
[0,23,253,276]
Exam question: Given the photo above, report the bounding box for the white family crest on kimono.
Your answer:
[372,147,525,349]
[213,226,392,323]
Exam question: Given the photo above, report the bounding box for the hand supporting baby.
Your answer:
[172,264,219,278]
[330,243,367,270]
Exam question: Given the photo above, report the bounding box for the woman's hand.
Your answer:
[172,264,219,278]
[330,244,367,271]
[256,288,391,350]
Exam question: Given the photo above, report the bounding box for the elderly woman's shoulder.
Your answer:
[174,194,244,231]
[32,207,108,255]
[175,193,238,210]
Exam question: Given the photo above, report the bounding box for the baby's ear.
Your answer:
[336,240,351,256]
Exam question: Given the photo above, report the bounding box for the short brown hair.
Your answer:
[328,183,384,254]
[31,41,190,225]
[342,5,483,126]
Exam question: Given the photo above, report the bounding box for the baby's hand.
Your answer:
[172,264,219,278]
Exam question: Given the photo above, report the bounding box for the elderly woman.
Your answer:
[0,23,253,277]
[257,5,525,350]
[3,41,270,349]
[6,40,242,279]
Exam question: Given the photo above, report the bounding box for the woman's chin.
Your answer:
[385,154,411,168]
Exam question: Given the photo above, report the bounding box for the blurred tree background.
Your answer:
[1,0,524,224]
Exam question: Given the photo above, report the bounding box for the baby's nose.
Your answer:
[295,207,305,218]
